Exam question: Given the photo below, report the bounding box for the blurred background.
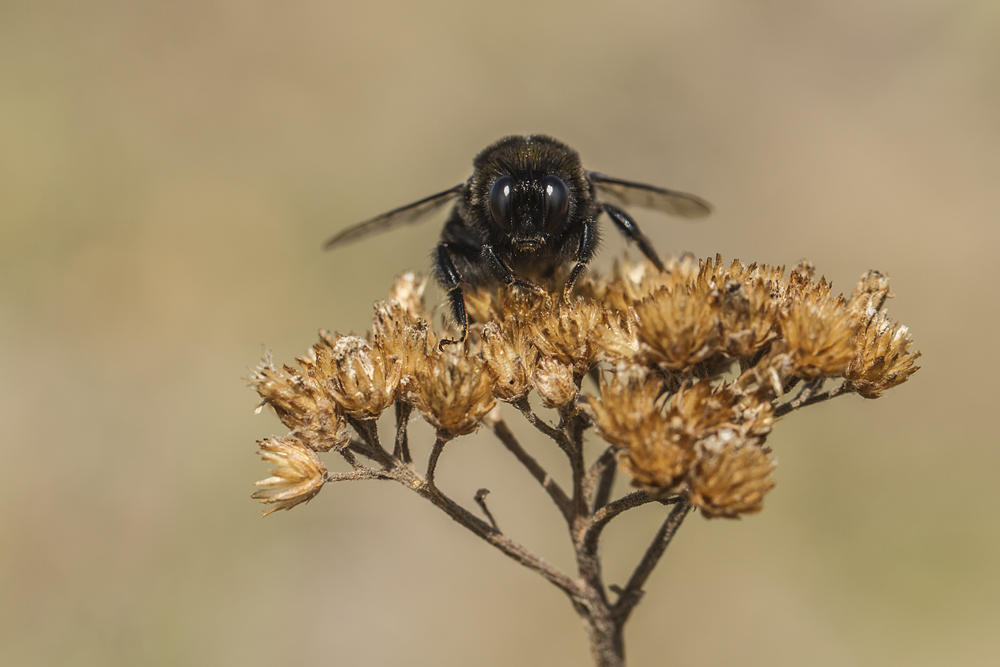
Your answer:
[2,1,997,665]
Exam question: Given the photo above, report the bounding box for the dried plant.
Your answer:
[247,258,920,667]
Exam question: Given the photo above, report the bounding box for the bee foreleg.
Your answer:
[434,242,469,350]
[562,217,597,301]
[602,203,665,272]
[481,245,546,296]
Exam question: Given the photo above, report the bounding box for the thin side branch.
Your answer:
[425,435,449,486]
[514,397,573,452]
[324,469,394,482]
[581,491,679,552]
[394,463,581,599]
[474,488,500,531]
[555,404,589,519]
[393,401,413,463]
[775,380,849,417]
[614,500,691,617]
[586,446,617,513]
[346,418,395,469]
[487,416,574,523]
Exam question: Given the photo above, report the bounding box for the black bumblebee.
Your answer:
[325,135,712,347]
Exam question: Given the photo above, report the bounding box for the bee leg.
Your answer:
[434,243,469,350]
[562,217,597,302]
[481,245,547,296]
[602,203,666,272]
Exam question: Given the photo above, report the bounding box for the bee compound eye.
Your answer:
[542,175,568,232]
[489,176,514,231]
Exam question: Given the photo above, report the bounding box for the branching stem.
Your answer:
[775,380,849,417]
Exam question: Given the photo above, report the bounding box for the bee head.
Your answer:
[469,135,591,253]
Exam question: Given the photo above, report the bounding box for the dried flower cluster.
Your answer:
[249,257,919,518]
[246,257,919,667]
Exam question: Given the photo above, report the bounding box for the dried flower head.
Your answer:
[481,320,538,402]
[688,439,776,518]
[847,269,891,325]
[845,310,921,398]
[307,333,401,420]
[252,436,328,517]
[530,297,604,374]
[464,283,546,329]
[780,280,857,378]
[247,353,349,451]
[533,356,578,409]
[618,432,694,495]
[634,273,722,371]
[583,366,664,448]
[594,307,641,363]
[372,300,434,394]
[387,271,428,320]
[412,348,497,437]
[714,260,782,359]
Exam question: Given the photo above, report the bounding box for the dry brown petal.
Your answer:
[309,334,401,420]
[533,356,578,409]
[530,297,604,374]
[481,320,538,402]
[247,353,349,451]
[845,310,921,398]
[252,436,328,517]
[412,348,497,436]
[780,281,857,378]
[688,438,776,519]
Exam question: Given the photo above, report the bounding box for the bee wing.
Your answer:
[324,184,464,249]
[588,172,712,219]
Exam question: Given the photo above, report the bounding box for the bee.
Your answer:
[325,135,712,347]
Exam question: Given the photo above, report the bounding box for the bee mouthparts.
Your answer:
[513,239,543,252]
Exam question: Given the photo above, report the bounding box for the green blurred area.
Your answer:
[1,1,997,665]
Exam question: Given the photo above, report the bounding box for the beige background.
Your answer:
[2,1,997,665]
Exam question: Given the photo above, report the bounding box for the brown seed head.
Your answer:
[634,272,722,371]
[533,356,578,409]
[412,348,497,437]
[780,280,857,378]
[594,306,642,363]
[688,438,776,518]
[481,320,538,402]
[618,435,694,496]
[847,269,892,326]
[530,297,604,374]
[252,436,328,517]
[465,283,547,328]
[583,366,665,448]
[387,271,428,320]
[247,353,349,451]
[845,310,921,398]
[310,333,401,420]
[713,258,782,359]
[372,300,434,395]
